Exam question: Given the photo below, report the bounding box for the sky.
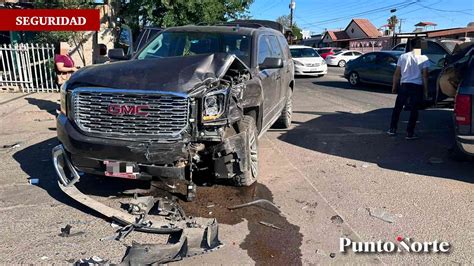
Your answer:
[248,0,474,35]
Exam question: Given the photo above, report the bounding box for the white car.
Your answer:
[325,50,363,67]
[289,45,327,76]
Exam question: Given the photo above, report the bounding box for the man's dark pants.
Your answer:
[390,83,423,135]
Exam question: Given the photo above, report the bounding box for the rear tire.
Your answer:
[349,71,360,86]
[233,115,258,186]
[275,88,293,129]
[338,60,346,67]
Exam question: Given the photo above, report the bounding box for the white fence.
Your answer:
[0,43,58,92]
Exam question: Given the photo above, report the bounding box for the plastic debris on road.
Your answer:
[259,221,282,230]
[28,178,39,185]
[366,208,396,223]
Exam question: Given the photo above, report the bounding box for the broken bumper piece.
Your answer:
[52,144,222,263]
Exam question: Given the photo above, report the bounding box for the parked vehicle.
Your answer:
[391,39,462,67]
[345,48,452,105]
[325,50,363,67]
[439,44,474,156]
[53,23,295,201]
[344,51,402,87]
[317,47,344,59]
[453,58,474,156]
[290,45,327,76]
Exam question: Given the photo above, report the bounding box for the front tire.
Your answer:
[275,88,293,129]
[233,115,258,186]
[349,71,360,86]
[338,60,346,67]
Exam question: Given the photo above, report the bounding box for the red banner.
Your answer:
[0,9,100,31]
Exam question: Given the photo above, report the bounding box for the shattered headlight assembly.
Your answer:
[60,81,68,115]
[202,89,227,122]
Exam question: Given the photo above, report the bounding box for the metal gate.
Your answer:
[0,43,57,92]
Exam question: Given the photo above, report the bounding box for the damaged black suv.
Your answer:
[54,23,294,200]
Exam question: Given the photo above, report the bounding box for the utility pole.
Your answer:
[398,19,405,33]
[289,0,295,28]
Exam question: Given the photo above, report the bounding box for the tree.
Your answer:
[276,15,303,40]
[32,0,95,66]
[118,0,255,35]
[387,15,399,32]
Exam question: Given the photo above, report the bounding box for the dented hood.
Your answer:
[69,53,247,93]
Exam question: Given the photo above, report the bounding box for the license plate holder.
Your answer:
[104,160,139,179]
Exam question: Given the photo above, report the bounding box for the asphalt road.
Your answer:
[0,66,472,264]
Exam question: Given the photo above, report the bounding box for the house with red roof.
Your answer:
[321,18,392,51]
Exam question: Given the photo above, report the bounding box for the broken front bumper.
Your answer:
[57,114,188,179]
[52,144,222,263]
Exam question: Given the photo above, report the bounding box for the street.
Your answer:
[0,66,472,264]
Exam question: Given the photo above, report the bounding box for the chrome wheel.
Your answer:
[349,72,359,85]
[249,130,258,178]
[338,60,346,67]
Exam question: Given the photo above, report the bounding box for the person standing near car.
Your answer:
[55,42,78,86]
[388,37,430,140]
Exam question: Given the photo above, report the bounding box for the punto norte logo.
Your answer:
[340,236,451,253]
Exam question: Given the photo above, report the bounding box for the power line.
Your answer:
[258,0,285,16]
[297,0,376,20]
[299,0,417,26]
[416,3,473,15]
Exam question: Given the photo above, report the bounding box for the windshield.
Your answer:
[290,48,320,58]
[137,31,251,66]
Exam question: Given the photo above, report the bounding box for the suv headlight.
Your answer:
[202,89,227,121]
[60,81,68,115]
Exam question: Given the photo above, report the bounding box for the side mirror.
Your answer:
[259,57,283,70]
[99,44,107,56]
[108,48,129,61]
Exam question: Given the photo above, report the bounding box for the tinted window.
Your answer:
[333,49,342,53]
[361,53,377,63]
[423,42,448,65]
[353,51,363,55]
[277,35,291,58]
[290,48,320,58]
[257,36,272,65]
[268,35,283,58]
[376,54,397,64]
[392,43,406,51]
[319,49,330,54]
[137,31,251,66]
[342,52,352,56]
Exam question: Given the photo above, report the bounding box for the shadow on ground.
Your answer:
[313,80,393,94]
[279,108,473,183]
[25,97,59,116]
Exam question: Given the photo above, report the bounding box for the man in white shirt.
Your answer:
[388,38,430,140]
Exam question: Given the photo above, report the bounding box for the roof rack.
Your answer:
[219,22,265,29]
[221,20,285,33]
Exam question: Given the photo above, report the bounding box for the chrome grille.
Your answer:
[72,89,189,138]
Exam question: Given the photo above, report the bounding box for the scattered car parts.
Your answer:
[52,144,222,263]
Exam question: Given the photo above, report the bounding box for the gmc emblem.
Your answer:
[107,104,150,116]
